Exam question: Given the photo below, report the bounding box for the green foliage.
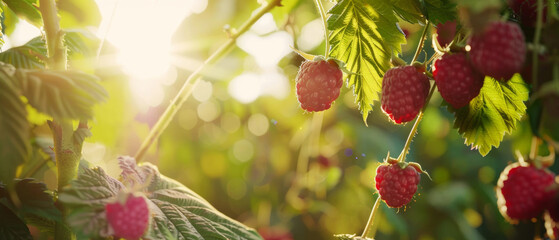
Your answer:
[11,69,107,119]
[0,204,32,240]
[0,64,29,184]
[59,157,263,240]
[327,0,406,123]
[0,36,46,69]
[0,179,60,239]
[423,0,457,25]
[57,0,101,28]
[1,0,42,27]
[450,75,529,156]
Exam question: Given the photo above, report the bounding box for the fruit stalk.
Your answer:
[411,21,430,63]
[361,196,381,238]
[134,0,283,162]
[532,0,544,88]
[397,83,436,162]
[313,0,330,57]
[39,0,77,239]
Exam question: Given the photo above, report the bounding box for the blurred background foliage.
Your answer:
[2,0,557,239]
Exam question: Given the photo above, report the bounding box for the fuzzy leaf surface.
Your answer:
[0,37,46,69]
[328,0,406,123]
[450,75,529,156]
[10,69,107,119]
[59,160,263,240]
[0,64,29,184]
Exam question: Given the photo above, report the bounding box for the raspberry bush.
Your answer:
[0,0,558,239]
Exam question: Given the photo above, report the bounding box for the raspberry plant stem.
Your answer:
[397,83,436,162]
[39,0,79,239]
[313,0,330,58]
[532,0,544,88]
[411,21,430,63]
[134,0,283,162]
[361,196,381,238]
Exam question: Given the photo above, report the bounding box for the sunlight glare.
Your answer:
[95,0,207,108]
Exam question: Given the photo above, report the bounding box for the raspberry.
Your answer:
[468,21,526,81]
[295,58,343,112]
[105,194,150,240]
[433,52,484,108]
[508,0,547,27]
[375,162,421,208]
[436,20,457,47]
[496,163,557,223]
[381,66,430,124]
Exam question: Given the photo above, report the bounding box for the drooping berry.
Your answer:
[433,52,484,109]
[295,58,343,112]
[508,0,547,27]
[496,163,557,223]
[468,21,526,81]
[105,194,150,240]
[436,20,457,47]
[381,66,430,124]
[375,162,421,208]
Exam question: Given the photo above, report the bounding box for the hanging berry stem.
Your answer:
[531,0,544,88]
[397,83,436,162]
[313,0,330,58]
[135,0,283,162]
[361,196,381,238]
[411,21,430,63]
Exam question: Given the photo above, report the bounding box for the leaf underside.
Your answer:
[450,75,529,156]
[59,160,263,240]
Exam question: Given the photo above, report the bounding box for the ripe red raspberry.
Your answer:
[508,0,547,27]
[295,58,343,112]
[436,20,457,47]
[468,21,526,81]
[381,66,430,124]
[375,162,421,208]
[496,163,557,223]
[105,194,150,240]
[433,52,484,109]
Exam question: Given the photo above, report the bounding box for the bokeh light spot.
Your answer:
[221,112,241,133]
[193,80,213,102]
[197,100,221,122]
[478,166,496,184]
[248,113,270,136]
[233,140,254,162]
[297,18,324,52]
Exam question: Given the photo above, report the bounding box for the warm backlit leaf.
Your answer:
[328,0,406,123]
[450,75,529,156]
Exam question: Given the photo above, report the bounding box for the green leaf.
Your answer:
[59,159,263,240]
[423,0,457,25]
[0,36,46,69]
[12,179,61,222]
[0,203,32,240]
[450,75,529,156]
[1,0,42,27]
[0,63,29,184]
[57,0,101,28]
[391,0,423,23]
[328,0,406,123]
[10,68,108,119]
